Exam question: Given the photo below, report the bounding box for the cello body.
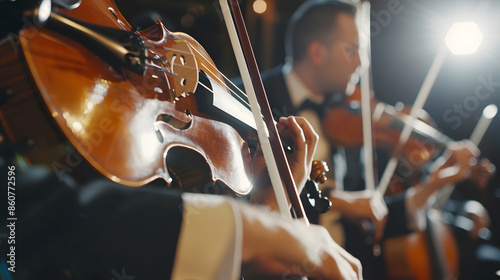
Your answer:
[0,0,255,194]
[383,209,459,280]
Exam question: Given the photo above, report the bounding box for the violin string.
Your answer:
[143,44,194,55]
[144,41,251,109]
[194,79,255,119]
[198,61,251,108]
[195,79,266,122]
[183,41,250,105]
[144,43,228,80]
[220,73,251,104]
[144,50,198,72]
[196,80,217,96]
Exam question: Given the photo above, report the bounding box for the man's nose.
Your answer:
[354,52,361,67]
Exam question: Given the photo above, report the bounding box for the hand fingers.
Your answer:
[277,116,319,164]
[277,117,306,155]
[292,116,319,159]
[368,192,388,245]
[278,117,307,176]
[310,226,361,280]
[277,116,305,142]
[464,140,480,157]
[480,158,496,175]
[370,192,388,221]
[373,218,386,246]
[444,141,482,181]
[322,239,360,280]
[431,140,486,185]
[333,242,363,280]
[450,140,480,165]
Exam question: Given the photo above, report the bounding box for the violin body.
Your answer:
[323,86,441,175]
[0,0,255,194]
[322,86,460,279]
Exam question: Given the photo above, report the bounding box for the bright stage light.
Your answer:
[445,22,483,55]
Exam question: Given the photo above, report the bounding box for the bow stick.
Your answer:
[377,47,448,195]
[220,0,308,222]
[356,0,377,191]
[433,104,498,210]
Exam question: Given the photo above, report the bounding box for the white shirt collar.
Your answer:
[282,62,324,109]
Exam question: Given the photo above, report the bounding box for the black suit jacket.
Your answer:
[260,66,298,118]
[6,162,183,280]
[233,65,297,120]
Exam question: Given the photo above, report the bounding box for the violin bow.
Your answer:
[356,0,378,191]
[377,47,448,195]
[219,0,308,222]
[433,104,498,210]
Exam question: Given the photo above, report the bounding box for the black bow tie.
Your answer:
[298,99,325,116]
[298,93,345,119]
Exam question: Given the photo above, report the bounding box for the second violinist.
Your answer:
[246,1,488,279]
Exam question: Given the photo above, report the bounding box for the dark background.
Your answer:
[114,0,500,248]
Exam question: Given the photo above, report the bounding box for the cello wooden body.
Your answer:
[383,209,459,280]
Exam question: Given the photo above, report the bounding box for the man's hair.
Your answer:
[285,0,356,63]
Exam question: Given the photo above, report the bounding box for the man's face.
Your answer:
[317,13,360,94]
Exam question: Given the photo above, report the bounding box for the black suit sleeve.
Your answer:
[384,192,414,237]
[9,164,183,280]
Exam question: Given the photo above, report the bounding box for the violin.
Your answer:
[1,0,261,195]
[322,85,495,280]
[323,86,442,175]
[321,88,457,279]
[0,2,339,280]
[322,86,493,195]
[0,0,333,221]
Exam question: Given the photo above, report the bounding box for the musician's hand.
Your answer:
[328,190,388,244]
[470,158,496,189]
[239,201,362,280]
[461,200,491,240]
[429,140,480,187]
[277,116,319,193]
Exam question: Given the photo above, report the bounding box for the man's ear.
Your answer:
[307,41,327,66]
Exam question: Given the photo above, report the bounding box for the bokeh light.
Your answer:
[253,0,267,14]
